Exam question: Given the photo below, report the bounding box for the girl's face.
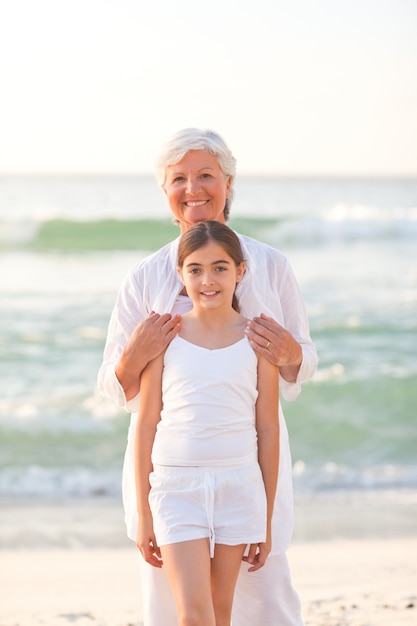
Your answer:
[178,240,245,311]
[164,150,231,234]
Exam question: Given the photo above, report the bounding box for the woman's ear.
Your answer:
[225,175,232,198]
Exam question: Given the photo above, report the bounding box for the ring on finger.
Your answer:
[266,340,270,349]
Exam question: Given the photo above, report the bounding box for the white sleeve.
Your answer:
[276,257,318,401]
[97,268,147,412]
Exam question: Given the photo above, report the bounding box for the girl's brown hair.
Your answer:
[178,221,245,312]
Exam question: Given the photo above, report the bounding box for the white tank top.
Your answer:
[151,334,259,467]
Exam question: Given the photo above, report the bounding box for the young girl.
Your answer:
[135,221,279,626]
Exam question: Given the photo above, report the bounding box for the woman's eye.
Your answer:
[172,176,185,183]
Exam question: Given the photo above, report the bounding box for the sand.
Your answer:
[290,540,416,625]
[1,541,416,626]
[1,494,416,625]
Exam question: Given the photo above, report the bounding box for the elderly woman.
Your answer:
[98,128,318,626]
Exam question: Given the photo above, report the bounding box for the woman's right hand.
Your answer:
[136,515,163,568]
[116,312,181,400]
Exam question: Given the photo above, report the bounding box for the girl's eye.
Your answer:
[215,266,226,272]
[189,268,201,274]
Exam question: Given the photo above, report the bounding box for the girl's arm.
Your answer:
[245,355,280,572]
[135,352,164,568]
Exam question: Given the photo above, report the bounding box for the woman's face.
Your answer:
[163,150,231,233]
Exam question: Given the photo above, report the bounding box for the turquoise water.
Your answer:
[1,175,416,498]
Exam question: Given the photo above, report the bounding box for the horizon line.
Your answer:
[1,170,417,179]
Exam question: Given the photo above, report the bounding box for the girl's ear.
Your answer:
[177,267,183,282]
[236,262,246,283]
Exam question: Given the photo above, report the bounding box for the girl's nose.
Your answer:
[202,273,214,285]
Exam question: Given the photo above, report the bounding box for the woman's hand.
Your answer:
[116,312,181,400]
[245,313,302,382]
[136,515,163,568]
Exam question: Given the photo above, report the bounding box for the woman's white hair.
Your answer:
[154,128,237,220]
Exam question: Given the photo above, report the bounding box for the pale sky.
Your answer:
[1,0,416,175]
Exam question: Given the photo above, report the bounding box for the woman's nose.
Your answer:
[185,177,199,194]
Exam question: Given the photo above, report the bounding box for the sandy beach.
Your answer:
[1,494,416,625]
[1,541,416,626]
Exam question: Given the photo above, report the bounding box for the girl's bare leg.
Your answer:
[160,538,215,626]
[211,543,246,626]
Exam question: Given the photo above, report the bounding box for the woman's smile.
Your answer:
[185,200,209,207]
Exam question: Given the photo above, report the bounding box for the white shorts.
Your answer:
[149,462,267,557]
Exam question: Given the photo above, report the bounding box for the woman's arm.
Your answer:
[116,312,180,401]
[245,355,279,572]
[243,247,318,398]
[246,313,302,381]
[97,265,181,409]
[135,352,164,568]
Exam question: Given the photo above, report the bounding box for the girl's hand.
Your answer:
[136,516,163,568]
[242,536,272,572]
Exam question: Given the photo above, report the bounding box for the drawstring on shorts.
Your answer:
[204,471,215,557]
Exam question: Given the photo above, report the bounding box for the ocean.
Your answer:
[1,174,416,515]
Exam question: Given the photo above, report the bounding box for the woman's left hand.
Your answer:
[245,313,302,382]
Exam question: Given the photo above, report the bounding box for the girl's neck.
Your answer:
[179,307,247,350]
[185,305,240,329]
